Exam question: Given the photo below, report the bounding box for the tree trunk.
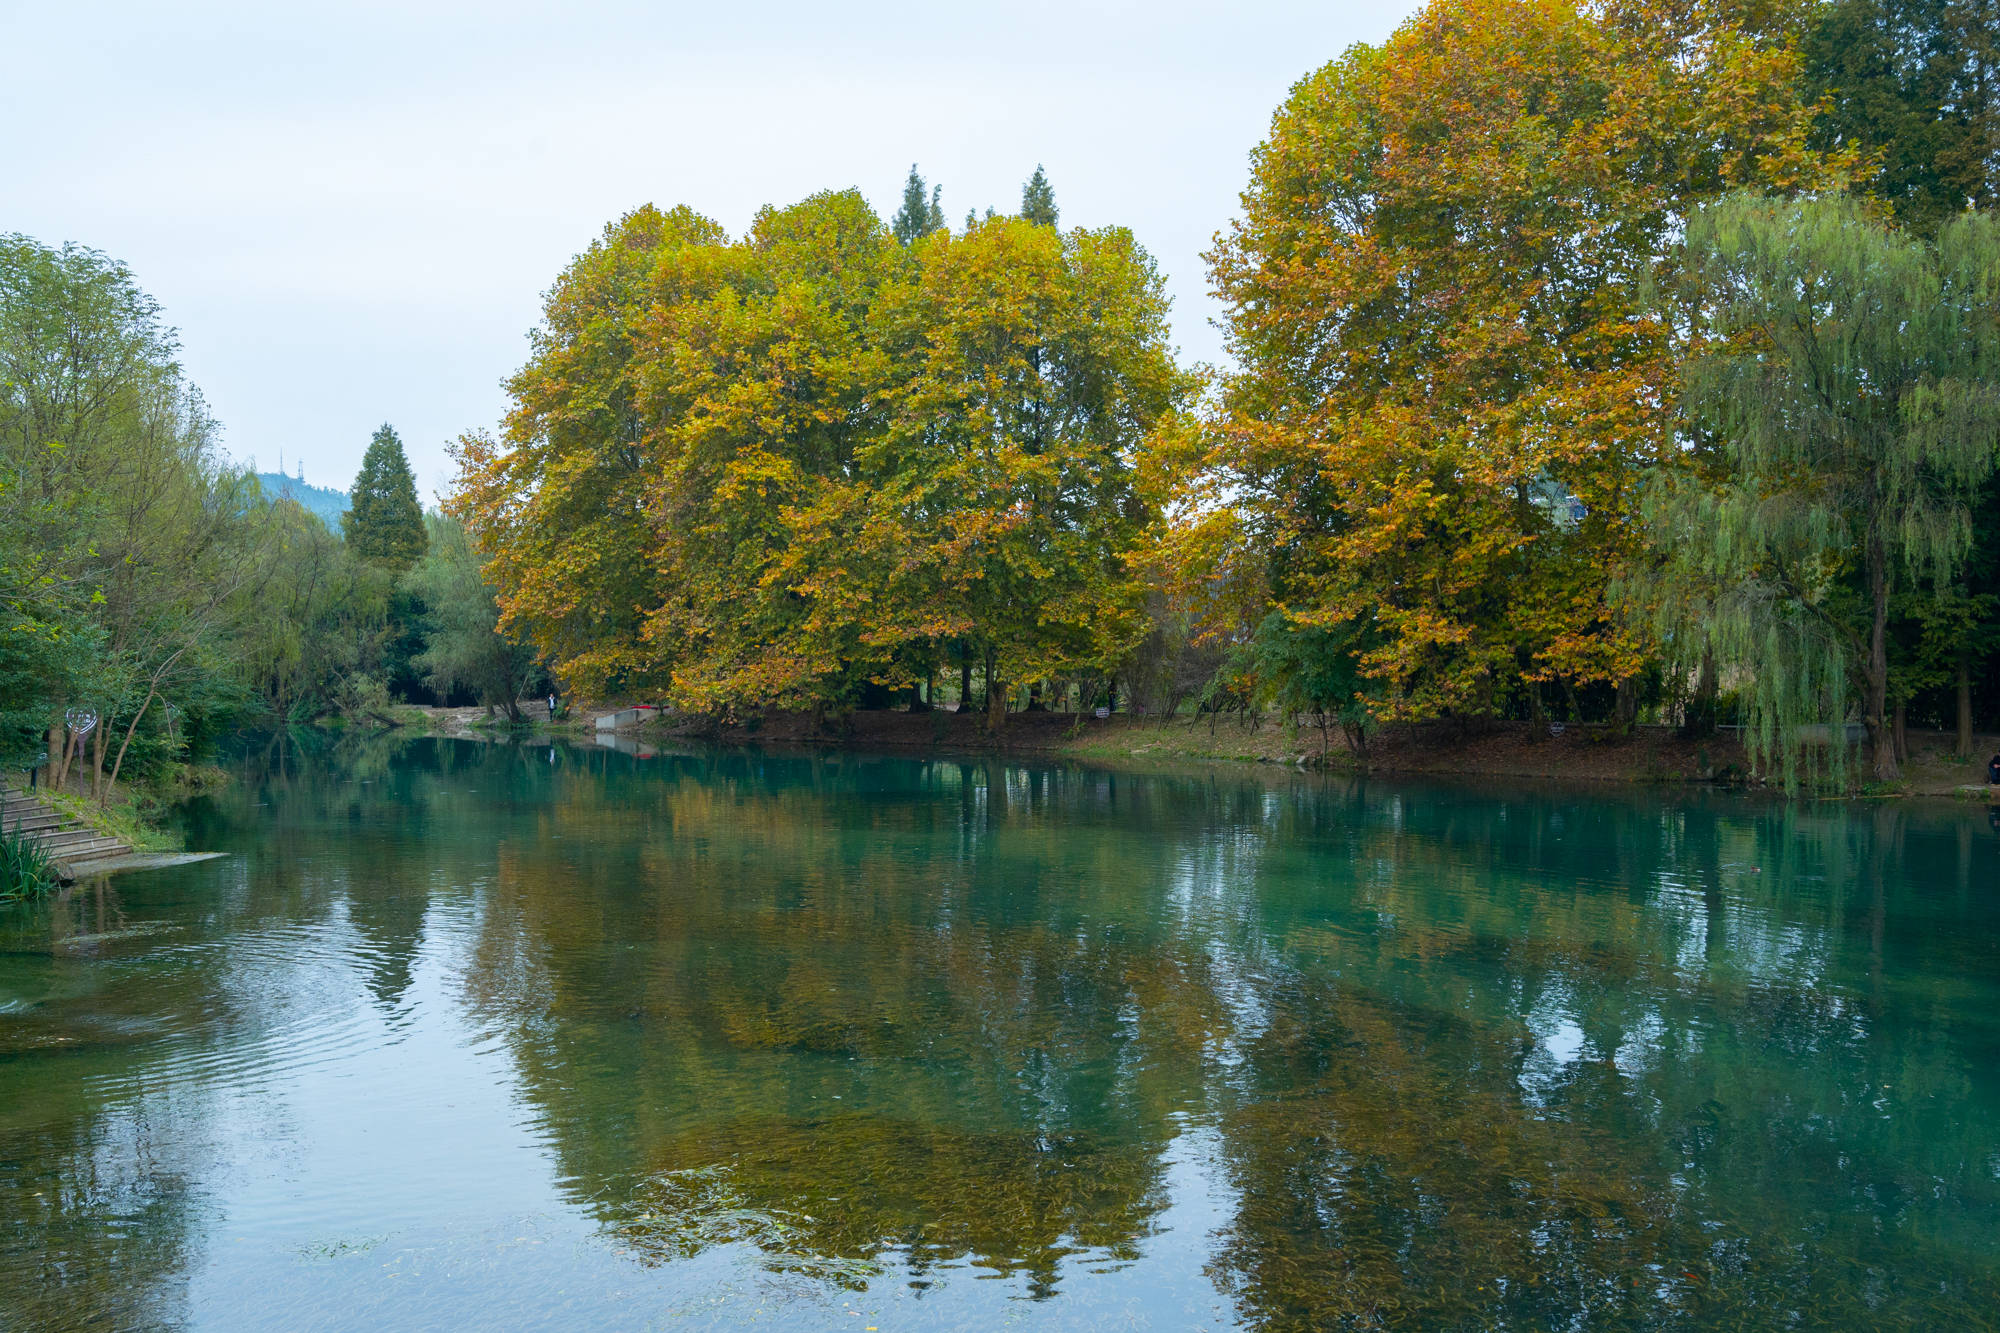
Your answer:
[1865,534,1899,781]
[960,657,972,713]
[985,669,1006,732]
[1683,649,1718,738]
[106,645,196,797]
[47,723,64,789]
[1560,675,1584,726]
[1615,676,1638,734]
[1893,698,1908,767]
[90,717,107,800]
[1107,676,1118,715]
[1957,651,1974,760]
[1528,680,1547,740]
[107,691,160,796]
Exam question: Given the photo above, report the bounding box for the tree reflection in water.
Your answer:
[617,1116,1165,1294]
[445,746,2000,1328]
[2,738,1995,1331]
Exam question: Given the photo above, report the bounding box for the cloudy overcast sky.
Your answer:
[7,1,1418,501]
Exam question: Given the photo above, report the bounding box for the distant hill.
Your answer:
[257,472,350,528]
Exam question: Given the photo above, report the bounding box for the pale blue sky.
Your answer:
[6,1,1419,499]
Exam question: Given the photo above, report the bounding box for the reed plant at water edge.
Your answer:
[0,826,60,902]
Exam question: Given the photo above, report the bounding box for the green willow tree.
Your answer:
[0,234,280,794]
[235,497,386,721]
[342,424,427,574]
[1804,0,2000,748]
[1644,194,2000,787]
[0,237,129,765]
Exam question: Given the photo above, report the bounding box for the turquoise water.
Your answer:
[2,737,1997,1330]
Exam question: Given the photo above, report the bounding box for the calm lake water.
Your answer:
[3,737,1998,1331]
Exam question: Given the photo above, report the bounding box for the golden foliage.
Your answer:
[450,198,1189,718]
[1208,0,1847,720]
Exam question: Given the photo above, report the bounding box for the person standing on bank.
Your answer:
[1987,753,2000,785]
[547,692,559,723]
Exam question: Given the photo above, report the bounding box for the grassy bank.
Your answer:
[653,708,1747,786]
[42,790,182,853]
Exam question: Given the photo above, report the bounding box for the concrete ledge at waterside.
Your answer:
[595,706,660,731]
[58,851,228,881]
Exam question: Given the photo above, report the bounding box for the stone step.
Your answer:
[29,829,115,852]
[49,837,129,861]
[3,791,138,874]
[59,845,134,869]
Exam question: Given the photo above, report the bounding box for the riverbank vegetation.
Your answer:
[0,239,539,815]
[450,0,2000,790]
[5,0,1997,799]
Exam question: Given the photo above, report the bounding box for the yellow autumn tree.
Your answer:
[449,204,727,695]
[633,190,902,713]
[1208,0,1841,725]
[452,196,1188,723]
[847,216,1189,726]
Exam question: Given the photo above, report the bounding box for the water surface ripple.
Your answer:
[2,737,1997,1331]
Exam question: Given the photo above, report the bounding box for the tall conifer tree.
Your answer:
[343,424,428,574]
[1021,165,1058,227]
[891,165,945,244]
